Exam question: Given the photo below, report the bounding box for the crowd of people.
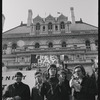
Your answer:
[2,62,98,100]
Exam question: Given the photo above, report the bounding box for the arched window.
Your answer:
[48,22,52,30]
[12,43,17,49]
[2,62,5,67]
[2,44,7,54]
[2,44,7,50]
[74,45,77,49]
[62,41,66,47]
[85,40,91,50]
[43,26,45,31]
[85,40,90,46]
[48,42,53,48]
[60,22,65,29]
[64,55,69,61]
[35,43,40,48]
[36,23,40,30]
[55,25,58,30]
[95,40,98,50]
[95,40,98,46]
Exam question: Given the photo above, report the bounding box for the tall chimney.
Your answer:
[2,14,5,31]
[27,9,33,26]
[70,7,75,24]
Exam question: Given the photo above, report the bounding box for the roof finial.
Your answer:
[20,21,23,25]
[80,18,83,22]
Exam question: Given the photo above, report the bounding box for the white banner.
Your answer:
[2,70,36,92]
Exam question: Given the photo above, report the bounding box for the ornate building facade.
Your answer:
[2,7,98,74]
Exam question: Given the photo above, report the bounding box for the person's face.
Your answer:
[15,75,22,83]
[59,73,66,80]
[49,67,56,76]
[35,74,42,84]
[74,68,83,78]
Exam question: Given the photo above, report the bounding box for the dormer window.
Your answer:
[48,22,52,30]
[43,26,45,31]
[55,25,58,30]
[60,22,65,29]
[36,23,40,30]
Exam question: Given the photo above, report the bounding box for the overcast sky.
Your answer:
[2,0,98,32]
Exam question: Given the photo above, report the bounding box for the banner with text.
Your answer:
[2,70,36,92]
[31,54,60,68]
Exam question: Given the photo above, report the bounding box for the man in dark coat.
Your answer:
[2,72,30,100]
[69,65,97,100]
[40,64,71,100]
[58,69,71,100]
[31,70,43,100]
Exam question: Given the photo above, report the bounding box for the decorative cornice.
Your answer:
[2,30,98,39]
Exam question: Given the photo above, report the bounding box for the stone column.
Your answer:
[53,24,55,33]
[45,24,48,34]
[30,24,35,35]
[6,42,12,54]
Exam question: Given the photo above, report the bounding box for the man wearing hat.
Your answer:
[2,72,30,100]
[31,70,43,100]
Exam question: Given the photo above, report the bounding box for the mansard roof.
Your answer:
[3,21,98,35]
[45,14,55,21]
[57,14,68,20]
[3,23,31,35]
[70,22,98,31]
[33,15,43,22]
